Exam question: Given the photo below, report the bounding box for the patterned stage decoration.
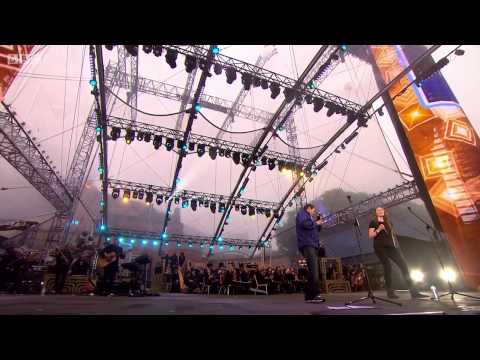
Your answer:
[0,45,35,101]
[370,45,480,289]
[44,273,91,294]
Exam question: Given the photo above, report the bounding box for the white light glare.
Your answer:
[439,267,457,282]
[410,269,425,283]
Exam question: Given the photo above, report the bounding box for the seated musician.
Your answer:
[100,237,125,296]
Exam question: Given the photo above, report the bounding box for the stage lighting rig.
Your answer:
[248,205,256,217]
[188,142,195,151]
[182,199,189,208]
[133,190,139,199]
[165,48,178,68]
[265,208,272,218]
[214,63,222,75]
[123,189,131,201]
[219,202,226,213]
[191,199,197,211]
[110,127,121,141]
[283,88,295,103]
[269,82,280,99]
[241,153,250,166]
[155,194,163,205]
[177,140,186,150]
[153,45,163,57]
[209,146,218,160]
[125,129,135,144]
[165,138,174,151]
[225,67,237,84]
[146,192,154,205]
[143,132,152,142]
[137,189,144,200]
[277,160,285,172]
[241,73,253,90]
[124,45,138,57]
[234,204,240,211]
[210,202,217,213]
[225,149,232,158]
[261,156,268,166]
[240,205,247,215]
[305,94,313,104]
[112,188,120,199]
[174,196,180,205]
[268,158,276,170]
[260,78,269,90]
[232,152,241,165]
[184,55,197,73]
[142,45,152,54]
[197,143,206,157]
[313,97,324,113]
[325,102,336,117]
[219,148,225,157]
[136,131,144,141]
[153,135,163,149]
[253,76,261,88]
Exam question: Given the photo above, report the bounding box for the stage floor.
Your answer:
[1,291,480,315]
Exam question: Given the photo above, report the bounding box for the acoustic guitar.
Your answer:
[96,251,117,269]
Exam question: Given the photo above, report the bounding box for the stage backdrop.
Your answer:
[370,45,480,289]
[0,45,35,101]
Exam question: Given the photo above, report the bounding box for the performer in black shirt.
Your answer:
[100,238,125,296]
[369,207,428,299]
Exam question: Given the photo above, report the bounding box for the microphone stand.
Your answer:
[345,195,401,307]
[407,207,480,301]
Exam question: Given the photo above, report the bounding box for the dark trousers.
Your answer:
[54,266,69,294]
[103,265,117,294]
[301,246,321,300]
[374,246,413,290]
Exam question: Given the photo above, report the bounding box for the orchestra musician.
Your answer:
[369,207,428,299]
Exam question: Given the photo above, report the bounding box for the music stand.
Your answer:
[407,207,480,302]
[345,196,401,307]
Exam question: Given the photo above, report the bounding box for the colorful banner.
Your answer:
[370,45,480,289]
[0,45,35,101]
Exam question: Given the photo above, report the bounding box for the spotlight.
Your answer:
[261,156,268,166]
[232,152,241,165]
[165,48,178,68]
[184,55,197,73]
[142,240,148,246]
[176,242,181,248]
[440,267,457,282]
[219,148,225,157]
[144,132,152,142]
[136,131,144,141]
[105,45,114,51]
[152,45,163,57]
[214,63,222,75]
[241,153,250,166]
[326,102,336,117]
[225,149,232,158]
[142,45,152,54]
[235,204,240,211]
[153,135,163,149]
[248,205,255,217]
[219,202,226,213]
[177,140,185,150]
[410,269,425,283]
[124,45,138,57]
[253,76,261,88]
[283,88,295,103]
[182,199,189,208]
[210,202,216,213]
[110,127,121,141]
[313,98,324,112]
[112,188,120,199]
[174,196,180,205]
[268,158,276,170]
[133,190,138,199]
[454,49,465,56]
[269,82,280,99]
[125,129,135,144]
[209,146,217,160]
[197,143,206,157]
[204,199,210,207]
[305,94,313,104]
[265,209,272,218]
[278,160,285,171]
[260,79,269,90]
[225,67,237,84]
[188,242,193,248]
[153,241,159,246]
[123,189,131,202]
[378,106,384,116]
[156,194,164,205]
[191,199,197,211]
[240,205,247,215]
[188,142,195,151]
[146,192,153,204]
[165,138,174,151]
[241,73,252,90]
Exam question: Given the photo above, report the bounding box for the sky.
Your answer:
[1,45,479,251]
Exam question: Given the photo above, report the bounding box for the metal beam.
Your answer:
[108,178,280,210]
[250,45,442,258]
[0,106,73,213]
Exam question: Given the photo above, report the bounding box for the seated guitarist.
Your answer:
[100,237,125,296]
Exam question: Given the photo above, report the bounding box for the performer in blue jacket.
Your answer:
[296,203,326,303]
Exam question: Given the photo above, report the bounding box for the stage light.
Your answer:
[234,204,240,211]
[326,103,336,117]
[133,190,138,199]
[142,45,152,54]
[210,202,216,213]
[200,243,205,248]
[204,199,210,207]
[340,45,348,51]
[268,158,276,170]
[218,236,223,243]
[410,269,425,283]
[156,194,164,205]
[277,160,285,171]
[123,189,131,202]
[136,131,144,141]
[283,88,295,103]
[130,239,136,244]
[119,237,124,243]
[219,202,226,213]
[197,143,206,157]
[153,241,159,246]
[164,241,169,246]
[90,79,97,87]
[270,82,280,99]
[265,208,272,218]
[378,106,384,116]
[313,98,324,113]
[253,76,261,88]
[165,48,178,68]
[138,189,144,200]
[176,177,181,185]
[261,156,268,166]
[212,46,220,54]
[162,232,168,240]
[241,73,253,90]
[191,199,197,211]
[440,267,457,282]
[225,149,232,158]
[225,67,237,84]
[176,242,181,248]
[209,146,218,160]
[214,63,222,75]
[174,196,180,205]
[165,138,174,151]
[146,192,153,205]
[105,45,114,51]
[209,245,214,250]
[182,199,189,208]
[184,55,197,73]
[144,133,152,143]
[454,49,465,56]
[260,79,269,90]
[219,148,225,157]
[112,188,120,199]
[305,94,313,104]
[241,205,247,215]
[125,129,135,144]
[142,240,148,246]
[232,152,241,165]
[241,153,250,166]
[110,127,121,141]
[229,246,234,251]
[124,45,138,57]
[188,242,193,248]
[152,45,163,57]
[188,142,195,152]
[153,135,162,149]
[219,245,224,251]
[248,205,255,217]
